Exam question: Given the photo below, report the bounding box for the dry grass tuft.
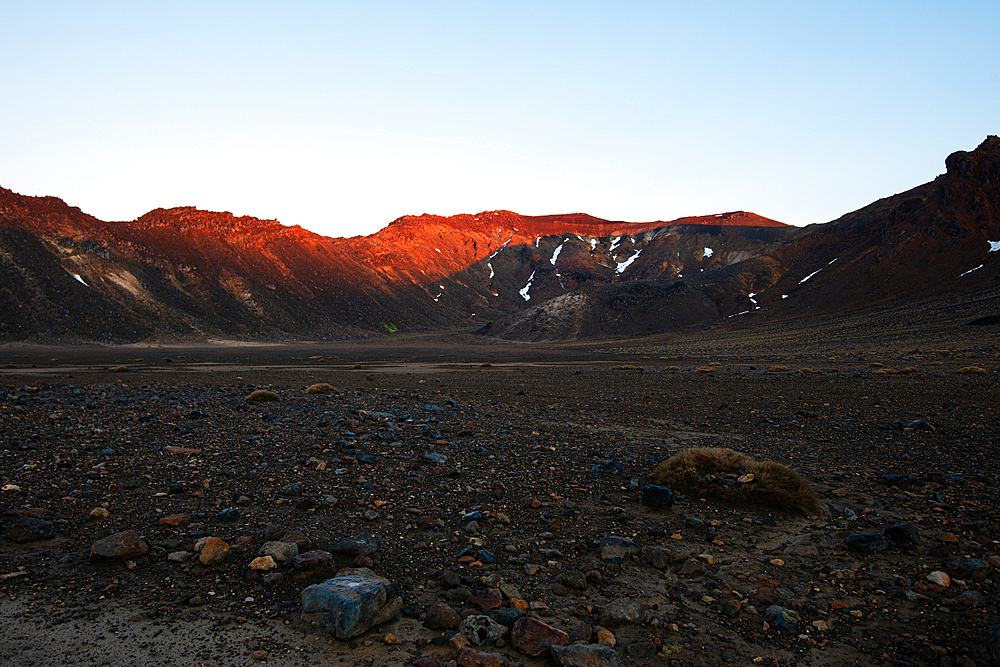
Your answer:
[246,389,281,402]
[665,366,680,372]
[694,366,715,373]
[107,366,130,373]
[649,448,821,515]
[956,366,988,375]
[898,367,918,374]
[798,368,813,373]
[480,363,492,368]
[768,366,791,373]
[871,368,897,375]
[869,362,885,368]
[305,383,337,395]
[708,361,722,366]
[612,365,644,371]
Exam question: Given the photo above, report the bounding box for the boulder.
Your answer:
[300,568,403,639]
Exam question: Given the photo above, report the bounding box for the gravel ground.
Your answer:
[1,340,998,667]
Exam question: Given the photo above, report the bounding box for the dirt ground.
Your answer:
[1,329,998,667]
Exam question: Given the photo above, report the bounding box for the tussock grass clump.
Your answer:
[871,368,897,375]
[956,366,988,375]
[665,366,680,371]
[708,361,722,366]
[798,368,813,373]
[305,383,337,395]
[612,365,644,371]
[107,366,130,373]
[898,367,918,374]
[246,389,281,402]
[768,366,791,373]
[649,448,821,516]
[869,362,885,368]
[480,363,492,368]
[694,366,715,373]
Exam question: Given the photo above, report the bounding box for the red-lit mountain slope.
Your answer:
[0,186,793,341]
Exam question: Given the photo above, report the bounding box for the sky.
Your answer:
[1,2,998,238]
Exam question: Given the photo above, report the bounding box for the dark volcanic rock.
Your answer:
[844,533,891,555]
[4,517,54,544]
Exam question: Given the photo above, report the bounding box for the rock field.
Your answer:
[1,341,998,666]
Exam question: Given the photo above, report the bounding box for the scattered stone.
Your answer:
[284,550,337,578]
[844,533,890,555]
[550,643,626,667]
[457,647,506,667]
[425,602,462,630]
[559,570,588,590]
[250,556,277,571]
[300,568,403,640]
[488,608,526,629]
[330,532,379,556]
[459,615,507,646]
[197,537,230,565]
[640,545,678,570]
[260,540,299,562]
[88,507,109,520]
[4,517,54,544]
[158,514,190,526]
[91,530,149,562]
[601,599,646,626]
[640,485,674,508]
[765,605,799,634]
[511,616,569,656]
[883,521,920,547]
[927,571,951,587]
[599,536,640,563]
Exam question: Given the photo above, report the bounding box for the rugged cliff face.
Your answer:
[1,137,996,343]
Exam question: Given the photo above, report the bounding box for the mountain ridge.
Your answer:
[0,136,997,343]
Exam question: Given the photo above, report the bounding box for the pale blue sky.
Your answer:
[2,2,997,236]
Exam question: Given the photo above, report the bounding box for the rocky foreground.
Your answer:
[1,347,998,666]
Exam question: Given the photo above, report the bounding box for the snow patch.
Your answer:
[435,248,441,253]
[989,240,1000,253]
[590,238,597,251]
[609,236,622,253]
[959,264,984,277]
[487,262,494,280]
[615,249,641,275]
[519,270,535,301]
[551,240,565,266]
[828,257,838,265]
[781,294,789,299]
[72,273,89,287]
[727,310,751,318]
[747,292,759,310]
[703,247,714,258]
[799,269,822,284]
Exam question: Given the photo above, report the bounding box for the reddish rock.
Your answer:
[90,530,148,562]
[158,514,190,526]
[458,648,506,667]
[279,530,311,549]
[468,592,502,611]
[425,602,462,630]
[512,616,569,656]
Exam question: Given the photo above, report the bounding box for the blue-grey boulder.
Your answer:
[300,568,402,639]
